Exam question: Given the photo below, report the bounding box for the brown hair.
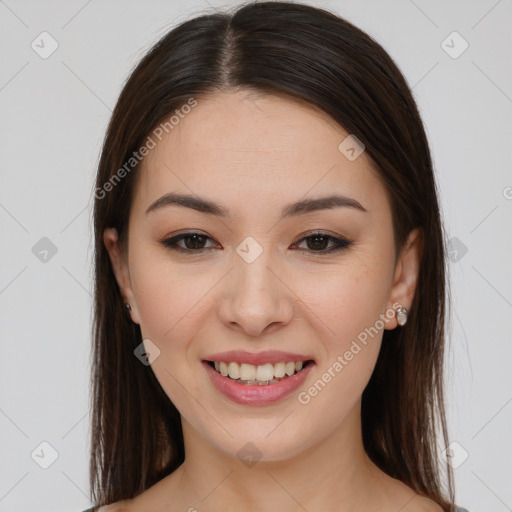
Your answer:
[90,1,455,509]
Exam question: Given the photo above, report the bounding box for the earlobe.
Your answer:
[385,228,423,329]
[103,227,140,324]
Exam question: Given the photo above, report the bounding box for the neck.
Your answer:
[161,400,395,512]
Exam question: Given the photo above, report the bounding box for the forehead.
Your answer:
[133,90,386,216]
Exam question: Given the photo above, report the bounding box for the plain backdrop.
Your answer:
[0,0,511,511]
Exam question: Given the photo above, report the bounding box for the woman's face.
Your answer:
[105,90,420,462]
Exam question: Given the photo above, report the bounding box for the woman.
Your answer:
[84,1,469,511]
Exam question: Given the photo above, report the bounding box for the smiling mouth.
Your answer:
[205,359,315,385]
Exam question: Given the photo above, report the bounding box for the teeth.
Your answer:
[274,362,286,378]
[256,363,274,382]
[211,360,308,383]
[239,363,256,380]
[228,362,240,380]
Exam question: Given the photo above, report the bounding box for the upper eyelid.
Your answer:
[163,230,347,241]
[161,231,351,250]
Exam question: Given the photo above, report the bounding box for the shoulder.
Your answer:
[372,468,444,512]
[95,501,132,512]
[402,495,444,512]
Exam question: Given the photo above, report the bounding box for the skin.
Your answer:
[103,90,441,511]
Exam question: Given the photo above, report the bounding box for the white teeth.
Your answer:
[274,361,286,378]
[228,362,240,380]
[211,360,308,383]
[256,363,274,382]
[285,362,295,376]
[240,363,256,381]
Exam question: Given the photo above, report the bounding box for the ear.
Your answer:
[384,227,423,330]
[103,227,140,324]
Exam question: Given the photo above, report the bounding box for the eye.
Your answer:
[159,232,218,253]
[158,230,352,255]
[292,231,352,254]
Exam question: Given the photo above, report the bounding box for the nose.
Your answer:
[217,249,295,337]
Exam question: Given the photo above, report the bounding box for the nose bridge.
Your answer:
[233,239,279,307]
[219,237,293,335]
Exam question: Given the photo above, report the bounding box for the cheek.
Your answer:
[291,256,391,405]
[128,251,209,412]
[129,248,214,342]
[293,259,390,346]
[296,269,385,421]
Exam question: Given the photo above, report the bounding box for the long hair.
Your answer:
[90,1,455,509]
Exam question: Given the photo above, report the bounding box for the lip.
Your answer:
[202,350,315,366]
[202,359,315,406]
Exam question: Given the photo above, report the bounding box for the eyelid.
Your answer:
[292,230,352,253]
[158,230,352,255]
[158,231,218,252]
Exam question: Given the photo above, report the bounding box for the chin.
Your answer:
[207,423,313,464]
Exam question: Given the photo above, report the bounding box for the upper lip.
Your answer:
[202,350,315,366]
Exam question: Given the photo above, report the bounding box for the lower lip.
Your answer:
[202,360,314,406]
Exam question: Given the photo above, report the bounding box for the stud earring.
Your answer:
[396,307,408,326]
[125,303,132,311]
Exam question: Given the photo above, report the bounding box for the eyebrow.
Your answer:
[145,192,367,218]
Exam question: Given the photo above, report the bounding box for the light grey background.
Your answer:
[1,0,511,511]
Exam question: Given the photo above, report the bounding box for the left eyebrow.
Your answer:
[145,192,368,218]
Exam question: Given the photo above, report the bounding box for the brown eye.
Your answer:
[305,234,330,251]
[159,230,352,256]
[181,234,208,250]
[159,232,217,253]
[293,231,352,254]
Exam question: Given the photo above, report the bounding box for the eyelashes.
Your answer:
[158,230,353,256]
